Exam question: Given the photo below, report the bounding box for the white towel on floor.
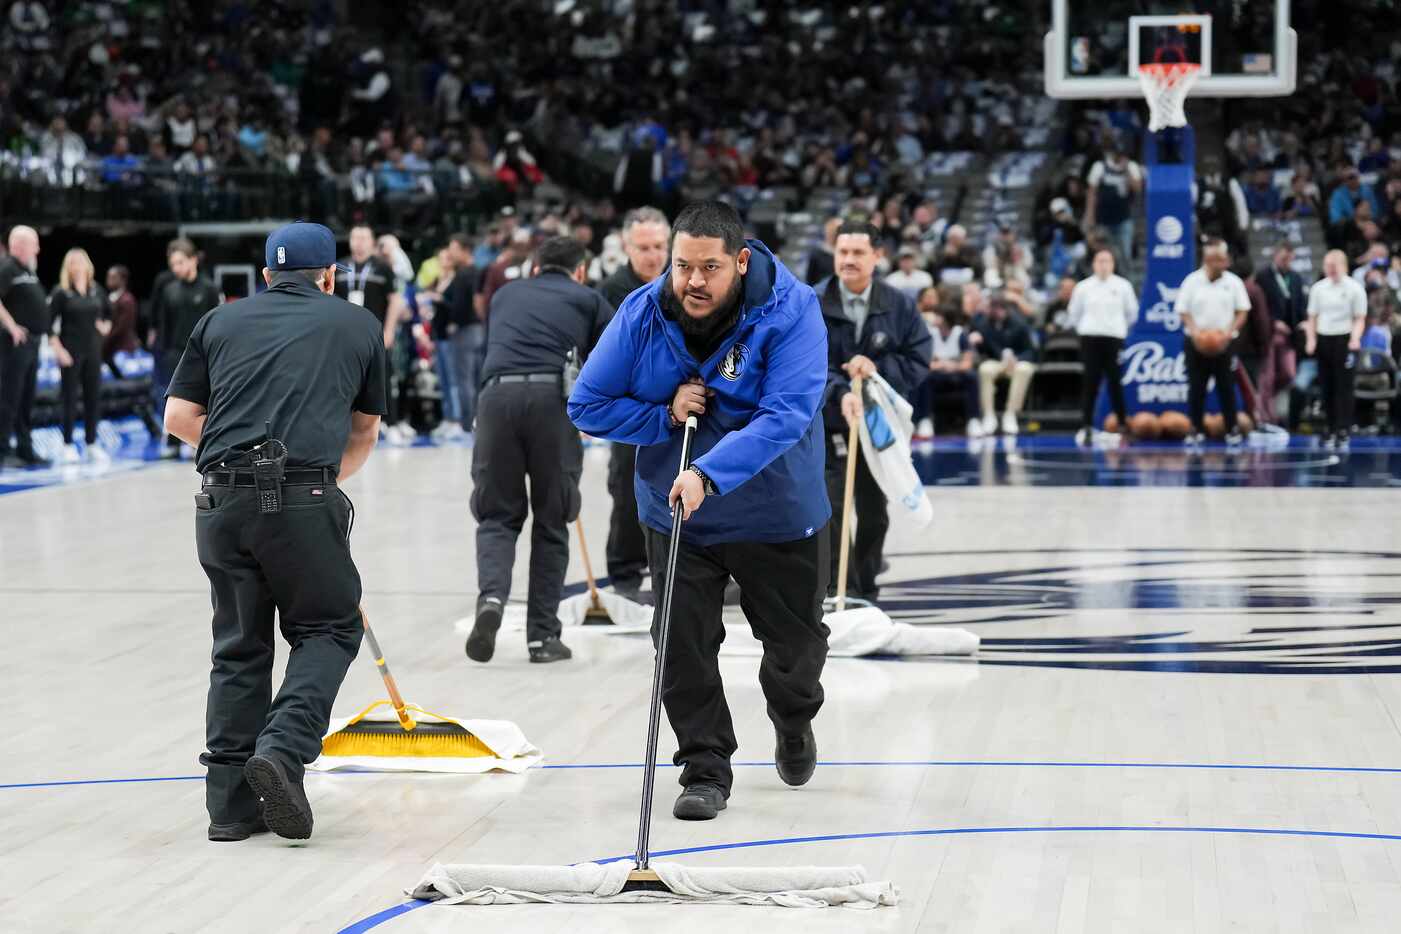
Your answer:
[722,606,979,658]
[409,861,899,908]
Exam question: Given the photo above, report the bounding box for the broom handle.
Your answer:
[634,414,698,871]
[574,519,604,611]
[835,376,862,613]
[359,606,416,731]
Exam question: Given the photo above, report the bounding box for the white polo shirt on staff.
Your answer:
[1307,274,1367,336]
[1068,273,1139,339]
[1174,268,1250,332]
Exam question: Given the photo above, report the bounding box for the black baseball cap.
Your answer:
[265,222,345,272]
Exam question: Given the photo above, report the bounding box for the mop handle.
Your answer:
[574,519,604,611]
[835,376,862,613]
[359,606,417,731]
[634,413,698,871]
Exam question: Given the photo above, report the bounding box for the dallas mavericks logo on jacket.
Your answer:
[567,240,830,546]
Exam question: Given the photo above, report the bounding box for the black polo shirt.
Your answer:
[480,271,611,384]
[0,257,49,333]
[167,275,387,471]
[156,273,220,353]
[334,256,396,325]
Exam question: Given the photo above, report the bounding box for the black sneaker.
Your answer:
[465,596,504,663]
[528,637,572,663]
[775,725,817,787]
[15,450,50,468]
[243,755,313,840]
[673,782,728,821]
[208,815,269,842]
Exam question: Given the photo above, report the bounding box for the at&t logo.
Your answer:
[1152,215,1185,259]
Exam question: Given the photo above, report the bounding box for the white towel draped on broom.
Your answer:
[410,861,899,908]
[309,705,542,774]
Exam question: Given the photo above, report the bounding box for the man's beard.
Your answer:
[669,274,743,338]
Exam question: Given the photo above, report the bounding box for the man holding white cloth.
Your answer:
[1304,249,1367,449]
[1068,248,1138,446]
[1175,239,1251,445]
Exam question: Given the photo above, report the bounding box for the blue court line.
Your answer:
[10,758,1401,790]
[339,824,1401,933]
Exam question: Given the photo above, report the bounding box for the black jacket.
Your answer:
[972,312,1036,362]
[817,276,931,433]
[599,261,647,314]
[1257,264,1306,331]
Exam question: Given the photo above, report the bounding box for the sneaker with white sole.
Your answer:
[966,418,984,438]
[60,443,81,464]
[981,413,998,435]
[914,417,934,439]
[1001,412,1019,436]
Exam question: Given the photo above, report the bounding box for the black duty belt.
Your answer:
[202,467,337,488]
[486,372,562,387]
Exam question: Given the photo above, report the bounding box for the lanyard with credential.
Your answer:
[348,262,371,294]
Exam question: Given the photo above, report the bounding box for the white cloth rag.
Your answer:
[409,861,899,908]
[724,605,979,658]
[855,374,934,529]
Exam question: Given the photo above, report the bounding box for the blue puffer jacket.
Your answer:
[568,240,830,545]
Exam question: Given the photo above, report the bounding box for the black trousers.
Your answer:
[1316,334,1355,434]
[644,524,830,793]
[60,349,103,445]
[824,432,887,600]
[1185,342,1238,432]
[0,333,40,457]
[606,443,648,588]
[194,480,363,824]
[914,370,980,424]
[471,381,582,641]
[1080,335,1126,429]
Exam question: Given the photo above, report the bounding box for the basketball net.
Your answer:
[1137,62,1200,132]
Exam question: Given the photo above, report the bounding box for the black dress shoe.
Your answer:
[208,815,269,842]
[465,596,503,663]
[528,637,572,663]
[775,726,816,787]
[673,782,728,821]
[243,755,313,840]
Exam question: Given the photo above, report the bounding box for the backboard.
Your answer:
[1045,0,1296,99]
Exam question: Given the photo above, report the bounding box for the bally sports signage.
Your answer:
[1116,134,1195,416]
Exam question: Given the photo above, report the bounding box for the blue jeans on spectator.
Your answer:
[1111,218,1135,272]
[436,336,460,425]
[451,323,486,429]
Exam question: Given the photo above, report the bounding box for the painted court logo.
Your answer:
[719,343,749,381]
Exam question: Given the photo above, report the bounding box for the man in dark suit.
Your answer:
[1256,241,1307,424]
[817,220,931,603]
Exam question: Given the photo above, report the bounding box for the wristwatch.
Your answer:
[688,464,717,496]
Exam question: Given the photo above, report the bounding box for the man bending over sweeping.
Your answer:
[569,200,831,821]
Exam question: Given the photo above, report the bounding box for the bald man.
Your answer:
[0,226,51,468]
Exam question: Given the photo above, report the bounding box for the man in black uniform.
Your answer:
[464,237,611,665]
[335,225,407,443]
[0,225,51,468]
[165,222,386,843]
[597,207,670,604]
[817,220,931,603]
[151,238,220,458]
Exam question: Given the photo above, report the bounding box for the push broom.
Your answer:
[408,416,898,907]
[555,519,651,627]
[317,607,500,761]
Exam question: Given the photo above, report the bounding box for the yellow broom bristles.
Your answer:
[320,724,496,759]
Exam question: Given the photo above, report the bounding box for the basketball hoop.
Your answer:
[1138,62,1201,132]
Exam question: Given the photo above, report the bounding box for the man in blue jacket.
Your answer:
[818,220,932,602]
[569,200,830,822]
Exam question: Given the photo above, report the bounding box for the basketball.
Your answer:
[1193,329,1231,356]
[1236,412,1254,434]
[1159,410,1192,440]
[1103,413,1120,433]
[1203,413,1227,438]
[1129,411,1162,440]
